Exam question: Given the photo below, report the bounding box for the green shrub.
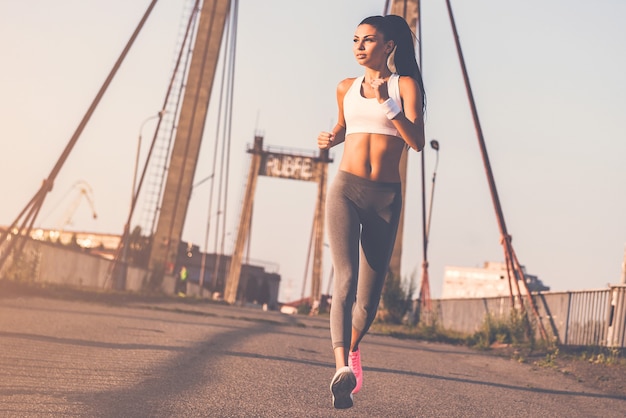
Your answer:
[470,310,536,349]
[378,272,416,324]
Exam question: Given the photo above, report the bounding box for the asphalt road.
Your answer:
[1,287,624,417]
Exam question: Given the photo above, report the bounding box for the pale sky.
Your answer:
[1,0,625,302]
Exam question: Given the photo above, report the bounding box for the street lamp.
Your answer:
[426,139,440,239]
[190,173,215,201]
[121,111,164,274]
[418,139,441,315]
[132,111,165,204]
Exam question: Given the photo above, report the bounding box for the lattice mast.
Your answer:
[137,0,201,239]
[148,0,232,274]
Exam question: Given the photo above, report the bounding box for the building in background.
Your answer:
[441,261,549,299]
[1,226,280,309]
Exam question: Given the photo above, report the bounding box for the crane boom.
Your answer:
[57,181,97,231]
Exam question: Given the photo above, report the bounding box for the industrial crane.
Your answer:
[57,180,98,231]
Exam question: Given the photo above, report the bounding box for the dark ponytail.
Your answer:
[360,15,425,111]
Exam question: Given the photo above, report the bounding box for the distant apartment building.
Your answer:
[441,261,549,299]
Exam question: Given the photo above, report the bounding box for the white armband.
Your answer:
[380,98,401,120]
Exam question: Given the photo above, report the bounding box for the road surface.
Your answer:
[1,285,624,417]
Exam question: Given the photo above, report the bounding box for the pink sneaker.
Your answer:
[348,348,363,394]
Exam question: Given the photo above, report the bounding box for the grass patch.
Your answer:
[371,318,469,346]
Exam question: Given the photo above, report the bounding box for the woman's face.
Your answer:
[353,24,390,67]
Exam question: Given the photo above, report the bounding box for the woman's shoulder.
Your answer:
[397,75,422,95]
[397,74,418,86]
[339,76,361,88]
[335,77,358,99]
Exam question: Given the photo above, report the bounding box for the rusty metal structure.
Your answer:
[223,136,332,305]
[441,0,547,338]
[147,0,231,276]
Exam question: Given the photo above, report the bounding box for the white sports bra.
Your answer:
[343,73,401,137]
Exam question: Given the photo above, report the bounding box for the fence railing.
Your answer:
[420,286,626,348]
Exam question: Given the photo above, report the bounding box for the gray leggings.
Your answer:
[326,170,402,349]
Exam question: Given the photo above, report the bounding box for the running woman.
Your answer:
[317,14,425,409]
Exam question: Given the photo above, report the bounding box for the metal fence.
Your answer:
[422,285,626,348]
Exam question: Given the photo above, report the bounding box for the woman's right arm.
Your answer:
[318,78,352,150]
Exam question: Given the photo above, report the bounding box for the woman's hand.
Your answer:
[318,131,334,150]
[370,78,389,103]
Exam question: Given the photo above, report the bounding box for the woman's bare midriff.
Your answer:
[338,133,406,182]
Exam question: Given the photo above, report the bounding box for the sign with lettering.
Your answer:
[259,153,317,182]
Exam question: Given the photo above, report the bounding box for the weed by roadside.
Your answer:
[372,309,554,353]
[538,346,626,396]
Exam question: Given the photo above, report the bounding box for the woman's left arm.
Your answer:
[391,76,425,152]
